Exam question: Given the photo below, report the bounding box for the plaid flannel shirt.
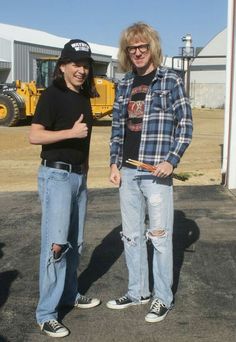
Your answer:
[110,66,193,169]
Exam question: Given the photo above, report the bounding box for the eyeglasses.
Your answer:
[126,44,150,55]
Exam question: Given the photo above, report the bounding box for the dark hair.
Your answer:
[53,58,99,98]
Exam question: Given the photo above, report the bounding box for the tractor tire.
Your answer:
[0,94,20,127]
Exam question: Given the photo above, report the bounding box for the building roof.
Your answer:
[198,28,226,56]
[191,28,226,67]
[0,22,118,59]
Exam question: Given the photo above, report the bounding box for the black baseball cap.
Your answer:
[60,39,94,62]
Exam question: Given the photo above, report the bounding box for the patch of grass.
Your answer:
[192,172,204,177]
[173,172,192,181]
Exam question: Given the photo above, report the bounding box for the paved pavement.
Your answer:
[0,185,235,342]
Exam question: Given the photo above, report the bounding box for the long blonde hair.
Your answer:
[118,22,163,72]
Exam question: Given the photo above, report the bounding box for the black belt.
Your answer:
[41,160,84,174]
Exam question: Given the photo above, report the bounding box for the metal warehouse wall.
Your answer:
[13,41,115,82]
[0,38,12,82]
[14,41,61,82]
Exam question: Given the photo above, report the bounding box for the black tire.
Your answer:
[0,94,20,127]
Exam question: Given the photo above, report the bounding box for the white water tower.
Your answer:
[181,34,194,57]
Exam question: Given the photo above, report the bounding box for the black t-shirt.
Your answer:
[122,69,156,168]
[32,83,93,165]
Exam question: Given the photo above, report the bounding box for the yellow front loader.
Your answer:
[0,59,116,127]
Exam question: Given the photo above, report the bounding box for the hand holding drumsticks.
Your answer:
[126,159,189,181]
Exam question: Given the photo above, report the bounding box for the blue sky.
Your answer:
[0,0,227,56]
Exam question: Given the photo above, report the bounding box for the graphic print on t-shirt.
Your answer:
[122,68,156,168]
[127,85,149,132]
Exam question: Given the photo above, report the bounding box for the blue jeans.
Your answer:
[36,165,87,324]
[119,167,173,308]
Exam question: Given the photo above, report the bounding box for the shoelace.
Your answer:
[79,295,90,303]
[48,320,62,329]
[151,300,163,313]
[117,296,129,303]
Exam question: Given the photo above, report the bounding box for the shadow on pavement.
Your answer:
[172,210,200,295]
[77,224,123,294]
[0,242,4,259]
[58,225,123,321]
[0,270,19,309]
[76,208,200,304]
[0,242,19,310]
[0,186,235,342]
[147,210,200,297]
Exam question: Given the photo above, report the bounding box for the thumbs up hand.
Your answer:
[71,114,88,138]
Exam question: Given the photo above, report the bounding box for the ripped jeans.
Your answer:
[36,165,87,324]
[119,167,173,308]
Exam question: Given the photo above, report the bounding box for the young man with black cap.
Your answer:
[29,39,100,338]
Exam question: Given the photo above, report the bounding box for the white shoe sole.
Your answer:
[43,330,69,338]
[140,298,150,305]
[39,324,69,338]
[74,298,101,309]
[106,298,150,310]
[145,311,169,323]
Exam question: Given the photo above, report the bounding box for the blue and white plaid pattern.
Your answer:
[110,66,193,168]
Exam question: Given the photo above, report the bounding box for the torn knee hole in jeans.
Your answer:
[51,243,69,260]
[148,229,166,237]
[120,232,137,246]
[147,229,167,252]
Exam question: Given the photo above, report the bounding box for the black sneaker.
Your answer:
[40,319,69,338]
[74,295,101,309]
[145,299,169,323]
[106,295,150,310]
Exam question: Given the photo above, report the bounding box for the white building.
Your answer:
[0,23,119,84]
[0,22,228,111]
[0,22,182,86]
[190,28,226,108]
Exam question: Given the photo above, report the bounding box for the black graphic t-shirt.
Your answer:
[122,69,156,168]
